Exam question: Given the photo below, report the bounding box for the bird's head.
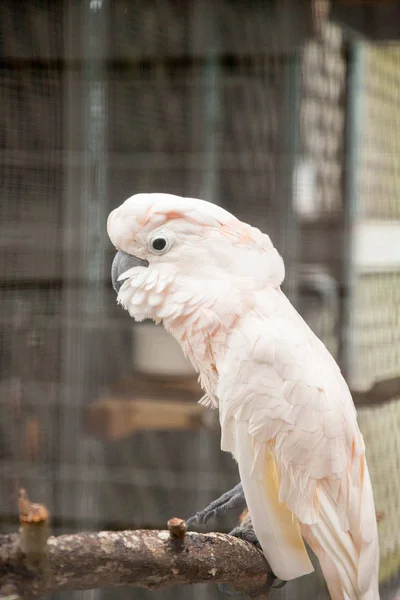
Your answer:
[107,193,284,324]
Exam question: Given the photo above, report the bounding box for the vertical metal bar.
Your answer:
[60,3,109,600]
[200,9,220,203]
[60,0,83,531]
[196,7,221,600]
[338,42,364,382]
[78,0,109,547]
[199,0,220,509]
[82,0,108,318]
[276,51,302,306]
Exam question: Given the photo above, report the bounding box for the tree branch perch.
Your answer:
[0,511,270,598]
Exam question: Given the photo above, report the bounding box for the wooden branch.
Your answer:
[0,517,270,598]
[85,397,216,440]
[112,373,202,398]
[352,376,400,408]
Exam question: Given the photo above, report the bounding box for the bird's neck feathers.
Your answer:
[164,279,245,409]
[118,263,247,407]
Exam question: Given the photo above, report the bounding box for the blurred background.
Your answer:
[1,0,400,599]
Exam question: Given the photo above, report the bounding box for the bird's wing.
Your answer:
[217,297,379,595]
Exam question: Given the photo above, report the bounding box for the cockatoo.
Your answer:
[107,193,380,600]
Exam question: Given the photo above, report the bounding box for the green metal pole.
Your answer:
[339,42,364,382]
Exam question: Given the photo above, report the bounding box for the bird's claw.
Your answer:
[186,483,246,529]
[228,525,262,549]
[186,509,214,528]
[270,577,288,589]
[226,526,287,593]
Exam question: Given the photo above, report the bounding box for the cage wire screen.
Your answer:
[1,1,400,600]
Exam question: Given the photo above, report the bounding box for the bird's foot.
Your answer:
[218,526,287,595]
[186,486,286,594]
[186,483,246,528]
[228,525,262,549]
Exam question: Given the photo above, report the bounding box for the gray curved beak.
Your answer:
[111,250,149,293]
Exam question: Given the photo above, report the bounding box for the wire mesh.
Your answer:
[358,46,400,220]
[1,2,400,600]
[350,41,400,587]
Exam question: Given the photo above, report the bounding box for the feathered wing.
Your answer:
[234,418,314,579]
[217,292,379,599]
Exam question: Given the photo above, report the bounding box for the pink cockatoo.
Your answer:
[107,193,379,600]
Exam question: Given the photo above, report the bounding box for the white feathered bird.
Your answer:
[107,192,380,600]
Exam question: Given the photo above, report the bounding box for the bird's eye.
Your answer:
[152,238,167,251]
[148,234,171,255]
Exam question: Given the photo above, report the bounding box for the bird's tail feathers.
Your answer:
[304,469,379,600]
